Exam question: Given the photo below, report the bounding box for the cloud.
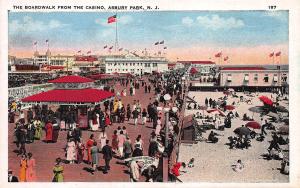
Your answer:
[9,16,67,34]
[264,11,288,22]
[196,14,245,30]
[182,17,194,27]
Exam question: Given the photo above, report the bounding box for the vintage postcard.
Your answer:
[1,0,300,188]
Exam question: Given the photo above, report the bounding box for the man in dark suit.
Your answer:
[8,169,18,182]
[102,140,113,174]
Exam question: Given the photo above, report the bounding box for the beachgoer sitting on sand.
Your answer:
[207,131,220,143]
[228,136,238,149]
[188,158,195,168]
[232,160,244,172]
[171,162,187,177]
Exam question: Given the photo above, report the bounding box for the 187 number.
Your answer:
[268,6,277,10]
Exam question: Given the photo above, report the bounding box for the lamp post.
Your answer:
[163,93,171,182]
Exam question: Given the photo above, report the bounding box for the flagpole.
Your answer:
[115,13,118,54]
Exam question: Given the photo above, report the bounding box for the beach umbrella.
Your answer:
[190,67,198,75]
[266,112,279,119]
[248,106,265,114]
[225,105,235,111]
[276,105,288,113]
[207,109,225,116]
[234,127,252,136]
[223,91,230,95]
[228,88,235,92]
[245,121,261,129]
[259,96,273,106]
[277,126,289,135]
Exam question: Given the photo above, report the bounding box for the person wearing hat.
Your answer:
[8,169,18,182]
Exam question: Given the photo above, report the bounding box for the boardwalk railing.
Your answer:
[169,89,188,167]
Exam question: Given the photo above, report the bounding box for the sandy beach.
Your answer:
[178,91,289,182]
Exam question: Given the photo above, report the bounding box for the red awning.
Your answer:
[48,75,94,83]
[21,89,114,104]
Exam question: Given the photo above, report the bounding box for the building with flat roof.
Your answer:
[219,66,288,87]
[104,54,168,75]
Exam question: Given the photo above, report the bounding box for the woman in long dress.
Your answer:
[19,154,27,182]
[91,114,99,132]
[53,158,64,182]
[26,152,36,182]
[111,130,118,153]
[77,140,85,164]
[90,142,99,174]
[45,121,53,143]
[86,134,95,164]
[34,119,42,140]
[98,130,107,150]
[66,138,76,164]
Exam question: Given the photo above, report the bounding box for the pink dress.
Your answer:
[26,158,37,181]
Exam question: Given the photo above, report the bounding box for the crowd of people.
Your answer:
[9,70,189,182]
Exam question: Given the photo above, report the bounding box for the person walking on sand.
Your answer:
[26,153,36,182]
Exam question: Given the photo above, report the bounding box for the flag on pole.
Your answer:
[163,47,167,49]
[119,48,123,51]
[269,52,274,57]
[77,50,81,53]
[108,15,117,24]
[87,51,91,54]
[275,51,281,56]
[215,52,222,58]
[33,41,37,45]
[46,39,49,43]
[159,40,164,44]
[154,42,159,45]
[224,56,229,61]
[109,46,113,50]
[103,45,108,49]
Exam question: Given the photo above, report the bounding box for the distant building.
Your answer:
[178,61,216,76]
[104,54,169,75]
[219,66,288,87]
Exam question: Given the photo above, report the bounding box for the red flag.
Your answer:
[87,51,91,54]
[269,52,274,57]
[275,51,281,56]
[109,46,113,50]
[154,42,159,45]
[163,46,167,49]
[119,48,123,51]
[103,45,108,49]
[159,40,164,44]
[77,50,81,53]
[215,52,222,58]
[108,15,117,24]
[224,56,229,61]
[33,41,37,45]
[46,39,49,43]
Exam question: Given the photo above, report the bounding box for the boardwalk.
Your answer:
[8,78,158,182]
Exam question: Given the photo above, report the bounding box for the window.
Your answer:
[244,74,249,82]
[264,74,269,83]
[130,63,132,66]
[282,74,287,82]
[254,74,258,82]
[273,74,278,82]
[227,74,232,82]
[153,63,158,67]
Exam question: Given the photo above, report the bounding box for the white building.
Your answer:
[104,54,169,75]
[219,66,288,87]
